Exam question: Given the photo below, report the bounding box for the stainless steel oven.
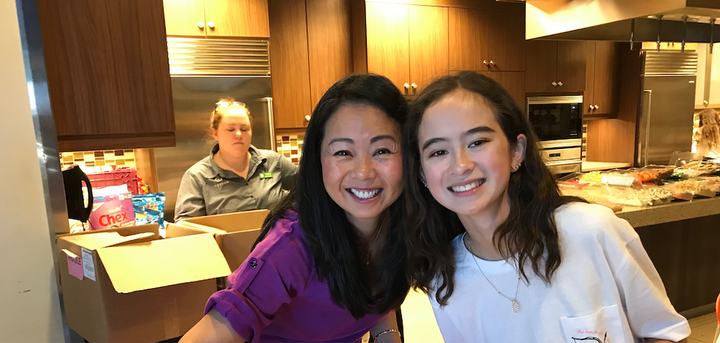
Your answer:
[526,95,583,174]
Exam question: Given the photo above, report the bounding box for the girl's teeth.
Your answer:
[351,189,380,199]
[451,181,480,192]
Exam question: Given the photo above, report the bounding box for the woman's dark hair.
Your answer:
[403,71,584,306]
[253,74,410,318]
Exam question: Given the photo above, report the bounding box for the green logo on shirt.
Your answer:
[260,172,274,179]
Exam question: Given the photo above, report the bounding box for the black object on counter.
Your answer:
[63,165,93,222]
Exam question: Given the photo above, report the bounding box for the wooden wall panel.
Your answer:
[268,0,312,129]
[448,8,486,71]
[365,2,410,93]
[307,0,353,109]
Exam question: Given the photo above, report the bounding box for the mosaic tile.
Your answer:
[115,150,124,156]
[282,136,289,141]
[283,152,291,157]
[292,158,298,163]
[291,150,298,154]
[116,160,125,166]
[291,141,298,147]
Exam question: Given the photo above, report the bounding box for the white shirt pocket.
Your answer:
[560,305,626,343]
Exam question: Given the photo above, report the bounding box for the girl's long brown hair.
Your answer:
[403,71,584,305]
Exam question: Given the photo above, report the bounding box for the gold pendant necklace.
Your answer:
[463,232,521,313]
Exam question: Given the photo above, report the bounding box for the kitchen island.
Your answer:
[615,197,720,315]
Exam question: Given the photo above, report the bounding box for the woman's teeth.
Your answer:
[450,180,482,193]
[349,189,381,199]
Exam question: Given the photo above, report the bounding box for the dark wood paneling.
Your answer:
[555,41,586,93]
[486,10,525,72]
[38,0,175,151]
[307,0,353,109]
[591,42,621,116]
[268,0,312,129]
[365,2,410,93]
[635,223,687,311]
[449,7,487,71]
[584,42,596,115]
[684,214,720,309]
[57,133,175,152]
[525,40,558,93]
[409,5,449,94]
[350,0,368,74]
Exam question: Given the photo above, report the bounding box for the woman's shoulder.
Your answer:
[254,210,313,264]
[554,202,637,245]
[183,155,216,179]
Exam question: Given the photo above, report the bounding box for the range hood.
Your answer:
[527,0,720,43]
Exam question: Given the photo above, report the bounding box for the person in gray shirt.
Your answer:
[174,99,298,222]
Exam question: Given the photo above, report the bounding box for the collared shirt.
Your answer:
[174,144,298,222]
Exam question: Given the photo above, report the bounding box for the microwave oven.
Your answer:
[526,95,583,174]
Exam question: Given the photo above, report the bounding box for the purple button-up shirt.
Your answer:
[205,210,385,342]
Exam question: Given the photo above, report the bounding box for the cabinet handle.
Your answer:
[404,83,410,94]
[208,21,215,29]
[304,115,311,122]
[489,60,496,66]
[411,83,418,90]
[589,105,594,111]
[197,21,205,29]
[594,105,599,110]
[552,81,558,87]
[557,81,564,87]
[483,60,489,66]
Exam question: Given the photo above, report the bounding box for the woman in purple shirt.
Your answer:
[181,74,410,343]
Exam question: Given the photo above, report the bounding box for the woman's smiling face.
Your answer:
[321,103,403,229]
[418,89,524,218]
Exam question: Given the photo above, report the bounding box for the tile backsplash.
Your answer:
[61,150,136,169]
[276,133,304,165]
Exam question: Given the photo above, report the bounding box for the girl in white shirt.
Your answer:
[402,71,690,343]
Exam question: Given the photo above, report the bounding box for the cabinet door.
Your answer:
[268,0,311,129]
[486,10,525,71]
[449,8,488,71]
[482,71,526,111]
[307,0,353,108]
[204,0,270,37]
[366,2,410,94]
[525,40,557,93]
[556,41,586,93]
[163,0,206,36]
[591,42,619,115]
[583,42,596,115]
[39,0,176,151]
[409,5,448,94]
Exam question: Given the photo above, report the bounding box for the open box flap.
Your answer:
[97,233,231,293]
[59,232,156,251]
[182,209,269,233]
[165,223,213,238]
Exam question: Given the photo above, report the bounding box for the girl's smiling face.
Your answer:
[418,89,525,218]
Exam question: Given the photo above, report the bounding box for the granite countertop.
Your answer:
[582,161,633,172]
[615,197,720,227]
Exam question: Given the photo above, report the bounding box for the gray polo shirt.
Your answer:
[174,144,298,222]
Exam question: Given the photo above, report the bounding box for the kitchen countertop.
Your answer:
[582,161,632,172]
[615,197,720,227]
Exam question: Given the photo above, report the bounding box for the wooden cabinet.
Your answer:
[526,40,586,94]
[450,8,524,72]
[584,41,621,117]
[163,0,269,38]
[38,0,176,152]
[480,72,526,110]
[269,0,352,129]
[360,2,448,95]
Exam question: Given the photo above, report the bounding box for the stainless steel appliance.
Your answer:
[636,51,698,166]
[155,38,274,221]
[527,95,584,174]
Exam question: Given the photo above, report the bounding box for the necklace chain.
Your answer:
[462,232,521,313]
[366,226,383,265]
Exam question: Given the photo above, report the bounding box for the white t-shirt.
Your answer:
[430,202,690,343]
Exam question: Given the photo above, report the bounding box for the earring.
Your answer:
[511,162,522,172]
[423,181,428,188]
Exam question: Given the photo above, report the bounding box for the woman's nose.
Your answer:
[353,156,377,181]
[451,149,473,175]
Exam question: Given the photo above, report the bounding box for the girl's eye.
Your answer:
[334,150,351,157]
[429,150,448,158]
[469,140,487,148]
[375,148,392,156]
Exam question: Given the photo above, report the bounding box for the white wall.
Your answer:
[0,0,65,341]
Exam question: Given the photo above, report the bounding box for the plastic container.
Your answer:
[88,168,139,195]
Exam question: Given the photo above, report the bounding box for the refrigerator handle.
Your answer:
[265,97,276,151]
[641,90,653,166]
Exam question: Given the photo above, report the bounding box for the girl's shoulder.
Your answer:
[554,202,638,246]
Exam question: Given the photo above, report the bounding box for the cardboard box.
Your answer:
[169,209,269,272]
[56,224,231,342]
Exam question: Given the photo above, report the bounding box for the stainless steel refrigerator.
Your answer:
[155,38,274,221]
[636,51,698,166]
